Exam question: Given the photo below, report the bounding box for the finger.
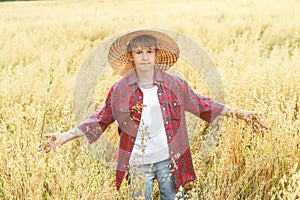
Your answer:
[38,143,51,153]
[38,143,47,151]
[254,113,268,128]
[249,114,267,127]
[255,118,268,130]
[44,134,53,140]
[38,144,43,152]
[45,134,57,141]
[252,120,268,133]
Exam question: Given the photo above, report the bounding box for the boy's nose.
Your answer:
[142,52,148,60]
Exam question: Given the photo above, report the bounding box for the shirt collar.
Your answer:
[128,68,164,86]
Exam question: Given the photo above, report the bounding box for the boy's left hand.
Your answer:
[243,112,269,133]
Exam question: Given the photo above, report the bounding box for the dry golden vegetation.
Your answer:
[0,0,299,199]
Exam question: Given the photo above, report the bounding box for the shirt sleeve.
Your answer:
[181,78,225,123]
[76,87,115,144]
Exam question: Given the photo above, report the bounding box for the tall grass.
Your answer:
[0,0,299,199]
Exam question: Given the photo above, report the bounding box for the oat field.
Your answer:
[0,0,299,199]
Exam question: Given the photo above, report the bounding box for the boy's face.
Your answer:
[131,46,156,73]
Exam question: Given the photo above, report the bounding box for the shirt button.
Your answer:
[166,121,169,124]
[163,107,166,110]
[174,103,176,106]
[159,93,162,96]
[139,96,142,99]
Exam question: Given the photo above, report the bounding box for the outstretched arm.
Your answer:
[220,105,268,132]
[39,86,116,152]
[180,76,268,132]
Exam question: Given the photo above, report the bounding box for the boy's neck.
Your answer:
[136,68,155,89]
[136,68,154,82]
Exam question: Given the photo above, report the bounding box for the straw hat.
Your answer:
[108,29,180,76]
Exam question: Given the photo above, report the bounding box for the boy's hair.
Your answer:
[127,35,157,52]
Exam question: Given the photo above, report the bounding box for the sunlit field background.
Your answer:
[0,0,299,199]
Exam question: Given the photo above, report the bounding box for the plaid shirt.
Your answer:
[77,69,224,190]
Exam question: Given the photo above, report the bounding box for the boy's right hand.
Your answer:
[38,133,61,153]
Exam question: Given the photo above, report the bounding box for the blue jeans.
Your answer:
[130,159,184,200]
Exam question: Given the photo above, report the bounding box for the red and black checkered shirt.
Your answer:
[77,69,224,191]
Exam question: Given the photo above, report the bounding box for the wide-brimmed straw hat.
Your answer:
[108,28,180,76]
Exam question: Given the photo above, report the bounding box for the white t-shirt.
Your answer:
[129,85,170,165]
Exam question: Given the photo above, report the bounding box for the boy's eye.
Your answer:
[132,48,155,55]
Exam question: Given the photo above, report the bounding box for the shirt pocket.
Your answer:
[168,99,182,120]
[114,104,131,127]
